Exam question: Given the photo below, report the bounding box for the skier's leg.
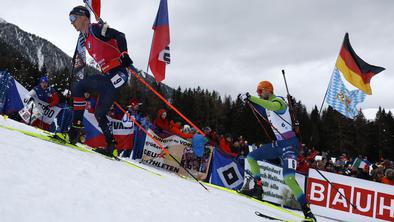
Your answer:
[68,74,103,144]
[244,142,281,199]
[281,137,316,221]
[247,142,282,179]
[93,69,127,155]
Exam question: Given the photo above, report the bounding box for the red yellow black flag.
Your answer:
[335,33,385,95]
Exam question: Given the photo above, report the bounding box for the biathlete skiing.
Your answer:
[67,6,133,157]
[240,80,317,222]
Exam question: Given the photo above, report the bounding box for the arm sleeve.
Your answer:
[91,24,128,52]
[249,96,286,112]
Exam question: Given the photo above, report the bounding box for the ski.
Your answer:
[91,147,120,161]
[255,211,284,221]
[0,123,162,177]
[255,211,285,221]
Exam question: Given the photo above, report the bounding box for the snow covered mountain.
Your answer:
[0,116,336,222]
[0,17,174,96]
[0,17,71,72]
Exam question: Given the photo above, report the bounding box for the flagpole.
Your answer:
[318,70,335,116]
[317,33,346,116]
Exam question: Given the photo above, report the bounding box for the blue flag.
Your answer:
[210,148,244,190]
[326,69,366,119]
[0,71,28,114]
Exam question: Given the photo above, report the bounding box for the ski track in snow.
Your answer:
[0,117,337,222]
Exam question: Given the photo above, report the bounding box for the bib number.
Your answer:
[287,158,297,170]
[111,74,126,88]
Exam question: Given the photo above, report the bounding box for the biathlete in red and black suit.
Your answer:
[68,6,134,157]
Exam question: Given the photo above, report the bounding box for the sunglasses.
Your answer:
[69,14,77,23]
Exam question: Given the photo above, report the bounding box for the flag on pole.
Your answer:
[84,0,101,21]
[149,0,170,82]
[326,69,366,119]
[335,33,385,95]
[352,157,369,169]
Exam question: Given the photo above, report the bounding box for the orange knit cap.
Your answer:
[257,81,273,94]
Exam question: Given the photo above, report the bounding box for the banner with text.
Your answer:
[307,168,393,222]
[141,129,213,180]
[245,160,306,208]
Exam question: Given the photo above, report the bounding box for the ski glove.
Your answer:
[239,92,250,102]
[119,52,133,68]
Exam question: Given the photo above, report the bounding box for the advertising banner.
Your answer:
[245,161,306,208]
[307,168,394,222]
[141,129,213,181]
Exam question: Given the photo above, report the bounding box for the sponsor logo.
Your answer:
[307,178,394,221]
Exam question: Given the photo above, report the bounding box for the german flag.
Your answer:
[335,33,385,95]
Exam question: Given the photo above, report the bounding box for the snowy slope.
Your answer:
[0,116,337,222]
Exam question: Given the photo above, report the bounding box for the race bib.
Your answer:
[111,73,126,88]
[287,158,297,170]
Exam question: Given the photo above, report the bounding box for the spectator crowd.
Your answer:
[7,75,394,187]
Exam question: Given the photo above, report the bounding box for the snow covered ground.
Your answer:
[0,116,338,222]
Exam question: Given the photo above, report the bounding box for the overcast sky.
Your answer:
[2,0,394,111]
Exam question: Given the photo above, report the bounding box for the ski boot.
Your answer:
[240,178,264,200]
[68,120,83,145]
[301,203,317,222]
[94,139,118,159]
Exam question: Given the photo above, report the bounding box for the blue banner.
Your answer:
[210,148,245,190]
[1,71,28,114]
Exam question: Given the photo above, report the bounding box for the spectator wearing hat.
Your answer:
[121,98,144,127]
[24,76,59,107]
[22,76,59,130]
[118,98,143,158]
[153,109,172,137]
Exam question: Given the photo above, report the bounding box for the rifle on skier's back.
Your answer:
[281,70,301,141]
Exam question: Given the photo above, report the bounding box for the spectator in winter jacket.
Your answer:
[24,76,59,107]
[218,134,238,157]
[169,120,194,139]
[153,109,172,137]
[238,135,249,158]
[381,168,394,185]
[206,128,219,146]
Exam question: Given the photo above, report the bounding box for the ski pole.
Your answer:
[245,102,273,142]
[113,101,209,191]
[127,66,205,136]
[28,102,34,125]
